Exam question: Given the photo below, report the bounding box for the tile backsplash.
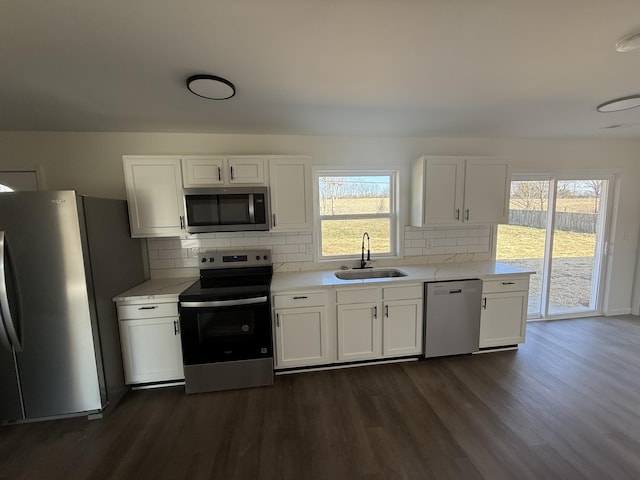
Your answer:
[147,225,492,278]
[403,225,491,257]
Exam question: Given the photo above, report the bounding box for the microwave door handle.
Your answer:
[0,231,23,352]
[248,194,255,223]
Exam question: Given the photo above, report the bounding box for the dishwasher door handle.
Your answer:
[449,289,462,294]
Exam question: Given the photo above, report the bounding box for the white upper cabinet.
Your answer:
[181,155,266,187]
[122,156,186,238]
[268,156,313,232]
[411,156,510,226]
[463,161,511,224]
[123,154,312,237]
[181,156,225,185]
[227,156,266,184]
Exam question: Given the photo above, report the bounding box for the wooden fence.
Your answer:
[509,210,597,234]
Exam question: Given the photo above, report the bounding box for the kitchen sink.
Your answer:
[334,268,408,280]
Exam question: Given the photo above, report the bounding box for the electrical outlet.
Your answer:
[191,247,199,257]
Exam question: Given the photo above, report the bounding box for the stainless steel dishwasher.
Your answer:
[424,279,483,358]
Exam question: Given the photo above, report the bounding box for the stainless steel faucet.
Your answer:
[359,232,371,269]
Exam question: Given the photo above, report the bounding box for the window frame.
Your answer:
[313,168,399,262]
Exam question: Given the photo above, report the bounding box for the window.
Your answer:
[316,171,397,259]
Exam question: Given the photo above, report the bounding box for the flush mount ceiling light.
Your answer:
[186,74,236,100]
[597,95,640,112]
[615,32,640,52]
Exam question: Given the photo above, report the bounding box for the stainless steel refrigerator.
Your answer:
[0,191,147,423]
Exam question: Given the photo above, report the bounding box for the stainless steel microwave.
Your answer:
[183,187,270,233]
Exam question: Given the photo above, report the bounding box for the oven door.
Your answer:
[179,296,272,365]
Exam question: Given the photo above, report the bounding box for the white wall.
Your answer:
[1,131,639,314]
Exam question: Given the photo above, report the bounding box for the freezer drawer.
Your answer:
[424,279,482,358]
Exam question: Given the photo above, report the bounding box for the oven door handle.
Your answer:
[180,296,268,308]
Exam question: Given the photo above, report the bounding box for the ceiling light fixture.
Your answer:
[597,95,640,112]
[615,32,640,52]
[186,74,236,100]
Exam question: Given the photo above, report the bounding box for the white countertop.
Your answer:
[271,261,534,292]
[112,277,198,302]
[113,262,533,302]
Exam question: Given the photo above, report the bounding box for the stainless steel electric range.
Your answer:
[178,249,273,394]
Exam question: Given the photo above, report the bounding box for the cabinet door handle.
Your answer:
[230,166,234,180]
[465,209,470,221]
[173,320,179,335]
[272,214,277,227]
[385,305,389,318]
[293,296,308,300]
[276,313,280,327]
[482,297,487,310]
[373,305,377,319]
[455,209,460,220]
[217,166,222,182]
[138,306,158,310]
[502,281,515,285]
[179,215,185,229]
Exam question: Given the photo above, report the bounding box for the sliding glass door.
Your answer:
[496,175,610,319]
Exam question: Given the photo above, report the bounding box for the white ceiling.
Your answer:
[2,0,640,138]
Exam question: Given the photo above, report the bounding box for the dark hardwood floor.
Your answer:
[2,315,640,480]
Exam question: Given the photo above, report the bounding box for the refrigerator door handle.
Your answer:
[0,231,23,352]
[0,302,9,352]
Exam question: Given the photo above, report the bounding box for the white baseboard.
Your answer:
[604,308,633,316]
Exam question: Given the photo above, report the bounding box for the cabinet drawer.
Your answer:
[482,277,529,294]
[336,288,378,304]
[383,284,422,301]
[273,292,327,309]
[117,302,178,320]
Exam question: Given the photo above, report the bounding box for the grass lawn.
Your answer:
[496,225,596,259]
[321,218,390,256]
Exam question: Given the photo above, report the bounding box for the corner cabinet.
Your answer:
[122,156,186,237]
[268,156,313,232]
[116,299,184,384]
[479,276,529,348]
[272,291,332,369]
[411,156,510,226]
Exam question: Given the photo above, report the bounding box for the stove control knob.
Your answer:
[201,258,207,263]
[209,257,214,262]
[263,255,268,260]
[256,255,260,261]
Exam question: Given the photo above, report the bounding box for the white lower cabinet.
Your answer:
[479,276,529,348]
[336,284,423,363]
[382,298,423,357]
[272,274,530,370]
[337,302,381,362]
[116,300,184,384]
[273,291,331,369]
